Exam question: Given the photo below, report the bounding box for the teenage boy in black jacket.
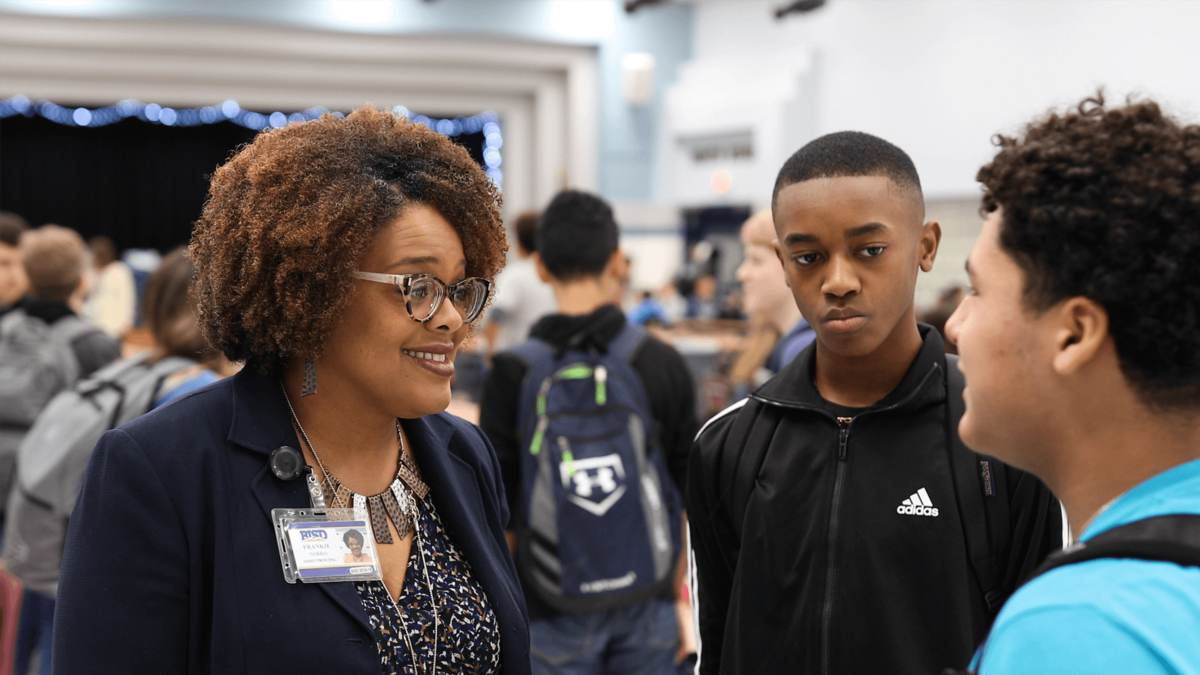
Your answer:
[686,132,1063,675]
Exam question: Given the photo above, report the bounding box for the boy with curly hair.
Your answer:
[948,95,1200,673]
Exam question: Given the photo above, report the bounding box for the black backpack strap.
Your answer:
[607,321,647,364]
[944,354,1010,614]
[1031,514,1200,579]
[965,513,1200,675]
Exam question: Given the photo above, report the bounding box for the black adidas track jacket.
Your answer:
[686,327,1063,675]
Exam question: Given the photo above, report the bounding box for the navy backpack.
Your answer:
[509,322,683,613]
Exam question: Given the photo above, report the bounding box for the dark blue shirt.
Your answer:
[765,318,816,374]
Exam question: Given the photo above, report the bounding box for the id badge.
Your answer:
[272,507,383,584]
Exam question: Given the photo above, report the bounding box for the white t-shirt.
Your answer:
[84,261,136,338]
[488,258,557,352]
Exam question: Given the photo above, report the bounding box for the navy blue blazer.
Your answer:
[54,369,530,674]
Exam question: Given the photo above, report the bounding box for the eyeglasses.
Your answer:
[354,272,492,324]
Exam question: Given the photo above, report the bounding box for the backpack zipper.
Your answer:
[557,436,576,479]
[529,363,611,455]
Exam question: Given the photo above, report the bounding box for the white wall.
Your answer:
[681,0,1200,307]
[691,0,1200,199]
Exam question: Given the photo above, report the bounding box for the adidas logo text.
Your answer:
[897,487,939,517]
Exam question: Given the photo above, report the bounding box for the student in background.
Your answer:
[84,235,137,339]
[2,246,231,675]
[16,226,119,378]
[950,95,1200,675]
[140,248,236,406]
[628,290,669,326]
[686,273,719,320]
[485,210,557,355]
[687,132,1062,675]
[0,225,119,539]
[0,212,29,318]
[731,209,815,394]
[481,190,697,675]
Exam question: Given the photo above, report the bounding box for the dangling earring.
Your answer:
[302,358,318,396]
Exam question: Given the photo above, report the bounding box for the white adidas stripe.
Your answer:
[694,397,748,441]
[917,488,933,507]
[687,523,702,675]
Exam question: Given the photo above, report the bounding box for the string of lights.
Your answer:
[0,96,504,185]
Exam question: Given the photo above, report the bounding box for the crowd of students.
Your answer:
[0,91,1198,675]
[0,217,234,674]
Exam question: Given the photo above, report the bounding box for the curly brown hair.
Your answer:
[978,93,1200,409]
[189,106,506,374]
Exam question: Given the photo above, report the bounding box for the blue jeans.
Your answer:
[530,599,679,675]
[14,589,53,675]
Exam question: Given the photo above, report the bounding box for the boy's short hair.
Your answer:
[0,211,29,248]
[772,131,924,217]
[978,93,1200,410]
[513,210,541,255]
[21,224,86,303]
[537,190,619,281]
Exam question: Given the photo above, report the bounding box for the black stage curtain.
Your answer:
[0,112,487,253]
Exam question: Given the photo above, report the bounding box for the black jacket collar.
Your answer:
[753,323,948,414]
[15,297,75,324]
[529,303,626,354]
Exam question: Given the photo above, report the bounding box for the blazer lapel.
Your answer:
[230,370,374,635]
[404,416,485,549]
[403,418,510,587]
[404,415,527,659]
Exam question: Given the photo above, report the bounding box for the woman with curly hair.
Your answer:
[53,107,529,675]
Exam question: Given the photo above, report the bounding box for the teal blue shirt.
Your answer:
[973,457,1200,674]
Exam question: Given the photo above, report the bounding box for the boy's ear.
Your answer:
[605,248,628,280]
[532,253,553,284]
[1052,296,1110,376]
[918,220,942,273]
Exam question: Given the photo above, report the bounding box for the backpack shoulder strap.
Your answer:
[506,336,555,368]
[970,515,1200,675]
[944,353,1010,614]
[1031,514,1200,578]
[0,308,25,335]
[506,337,557,445]
[148,356,198,380]
[606,322,647,364]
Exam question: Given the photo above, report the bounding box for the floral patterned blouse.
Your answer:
[355,494,501,675]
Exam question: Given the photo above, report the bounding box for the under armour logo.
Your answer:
[561,454,628,516]
[573,466,618,497]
